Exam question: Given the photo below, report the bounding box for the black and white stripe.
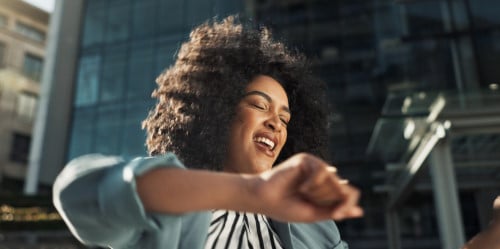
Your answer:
[205,210,284,249]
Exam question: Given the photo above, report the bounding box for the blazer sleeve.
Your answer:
[53,153,186,248]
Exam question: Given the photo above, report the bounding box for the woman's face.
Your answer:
[224,75,290,174]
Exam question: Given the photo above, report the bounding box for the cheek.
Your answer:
[279,132,288,149]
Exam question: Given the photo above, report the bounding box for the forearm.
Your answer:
[136,168,260,214]
[136,153,364,223]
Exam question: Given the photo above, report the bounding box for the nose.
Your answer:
[264,114,283,132]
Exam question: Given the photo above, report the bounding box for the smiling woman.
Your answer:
[142,17,330,172]
[52,16,363,249]
[225,75,290,174]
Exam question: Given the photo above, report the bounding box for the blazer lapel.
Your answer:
[270,220,294,249]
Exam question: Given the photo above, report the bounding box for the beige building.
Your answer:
[0,0,48,194]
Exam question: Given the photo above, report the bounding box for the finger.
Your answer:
[299,166,331,192]
[493,196,500,221]
[302,178,351,207]
[339,179,349,185]
[326,166,337,173]
[330,185,362,220]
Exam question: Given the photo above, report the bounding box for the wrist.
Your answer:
[236,174,265,214]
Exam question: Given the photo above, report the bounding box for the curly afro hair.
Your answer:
[142,16,329,171]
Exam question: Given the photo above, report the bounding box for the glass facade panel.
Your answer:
[404,40,455,90]
[469,0,500,28]
[186,0,213,27]
[81,1,107,48]
[105,1,131,43]
[126,40,155,100]
[68,108,95,160]
[214,0,242,17]
[100,44,127,102]
[404,1,445,36]
[74,55,100,106]
[475,30,500,85]
[95,104,123,155]
[155,36,181,75]
[157,0,184,34]
[132,0,157,37]
[121,101,150,156]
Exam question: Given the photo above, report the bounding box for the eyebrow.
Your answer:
[244,90,291,114]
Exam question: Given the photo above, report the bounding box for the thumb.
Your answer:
[493,196,500,221]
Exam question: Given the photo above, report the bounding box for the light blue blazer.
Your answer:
[53,153,348,249]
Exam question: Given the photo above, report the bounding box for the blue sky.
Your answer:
[23,0,55,12]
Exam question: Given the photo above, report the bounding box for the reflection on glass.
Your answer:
[133,0,156,38]
[68,108,94,160]
[100,44,127,102]
[75,55,100,107]
[405,1,444,36]
[186,0,213,27]
[106,2,131,43]
[158,0,184,33]
[95,104,123,155]
[469,0,500,28]
[475,31,500,86]
[82,1,106,47]
[155,38,181,75]
[127,41,155,100]
[121,101,150,157]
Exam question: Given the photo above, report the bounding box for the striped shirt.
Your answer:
[205,210,284,249]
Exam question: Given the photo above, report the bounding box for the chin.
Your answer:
[251,161,273,173]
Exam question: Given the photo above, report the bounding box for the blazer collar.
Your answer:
[270,220,294,249]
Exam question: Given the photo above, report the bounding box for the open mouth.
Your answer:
[254,136,275,151]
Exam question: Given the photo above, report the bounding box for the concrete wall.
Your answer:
[0,2,47,191]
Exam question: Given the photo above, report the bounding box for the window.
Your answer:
[0,42,5,67]
[186,0,213,27]
[10,133,31,164]
[132,0,156,37]
[127,41,154,100]
[16,91,38,121]
[74,55,100,106]
[105,2,131,43]
[0,14,7,28]
[158,0,184,33]
[100,44,126,102]
[469,0,500,28]
[81,1,107,47]
[23,53,43,81]
[15,22,45,42]
[122,101,151,157]
[67,108,95,160]
[404,1,444,36]
[95,104,123,155]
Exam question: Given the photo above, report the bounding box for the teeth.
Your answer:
[254,137,275,150]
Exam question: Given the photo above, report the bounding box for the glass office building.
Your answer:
[32,0,500,248]
[68,0,244,159]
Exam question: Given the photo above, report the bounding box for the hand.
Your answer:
[298,164,360,220]
[462,196,500,249]
[251,153,363,223]
[493,196,500,224]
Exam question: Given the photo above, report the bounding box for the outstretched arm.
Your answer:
[137,152,363,222]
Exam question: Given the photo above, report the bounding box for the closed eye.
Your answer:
[251,103,266,110]
[280,117,289,126]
